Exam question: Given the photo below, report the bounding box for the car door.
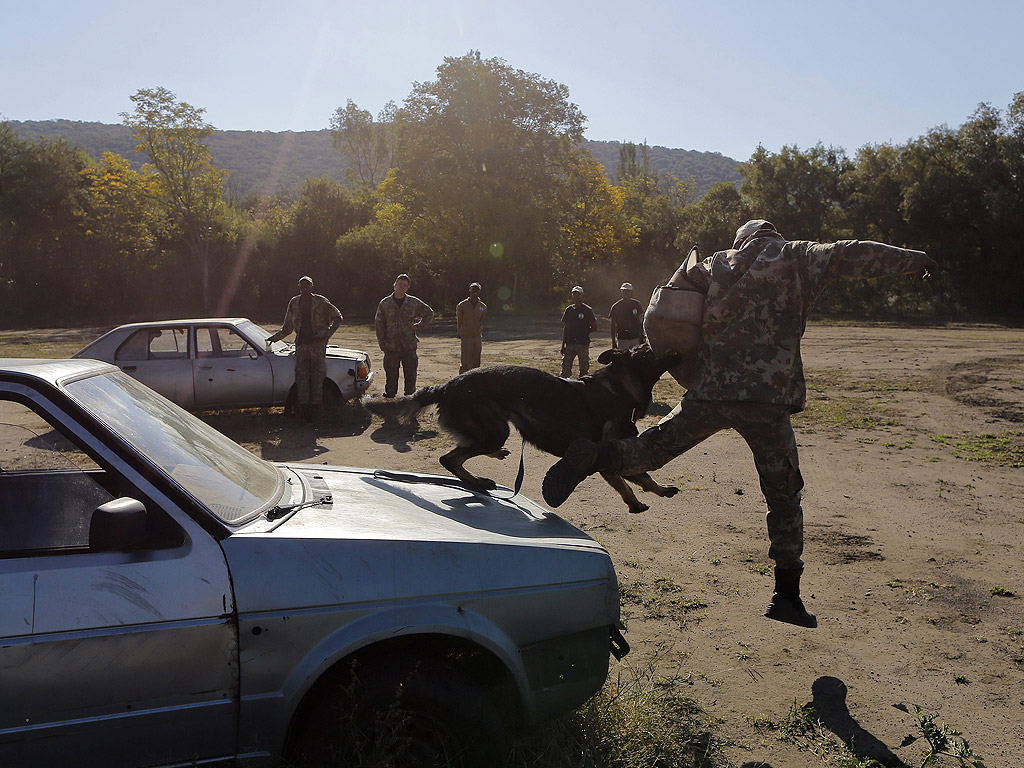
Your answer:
[193,325,274,408]
[0,391,238,767]
[113,326,194,407]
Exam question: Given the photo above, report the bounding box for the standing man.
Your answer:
[560,286,597,378]
[456,282,487,373]
[375,273,434,397]
[266,275,343,422]
[609,282,644,350]
[544,220,938,628]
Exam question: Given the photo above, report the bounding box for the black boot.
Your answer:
[765,565,817,628]
[542,439,617,508]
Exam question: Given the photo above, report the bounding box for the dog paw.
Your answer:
[490,449,512,460]
[661,486,680,497]
[628,503,650,514]
[470,477,498,491]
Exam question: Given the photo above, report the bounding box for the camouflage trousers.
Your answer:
[383,347,419,396]
[561,343,590,378]
[606,397,805,568]
[295,341,327,405]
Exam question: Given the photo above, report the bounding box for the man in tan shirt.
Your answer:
[455,282,487,373]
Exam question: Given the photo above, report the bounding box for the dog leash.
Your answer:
[488,438,526,500]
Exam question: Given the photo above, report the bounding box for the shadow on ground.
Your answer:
[804,676,904,767]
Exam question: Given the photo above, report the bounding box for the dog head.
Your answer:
[595,344,682,414]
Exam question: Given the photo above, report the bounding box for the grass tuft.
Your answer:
[510,660,729,767]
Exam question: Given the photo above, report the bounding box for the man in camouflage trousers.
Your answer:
[266,276,343,422]
[544,220,938,628]
[374,273,434,397]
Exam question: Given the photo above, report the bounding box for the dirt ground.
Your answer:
[3,318,1022,767]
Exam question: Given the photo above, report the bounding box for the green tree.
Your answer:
[0,123,91,321]
[740,143,851,240]
[676,181,751,257]
[557,150,636,280]
[330,99,398,189]
[374,51,586,308]
[80,152,159,309]
[616,141,695,269]
[256,177,374,313]
[122,87,228,312]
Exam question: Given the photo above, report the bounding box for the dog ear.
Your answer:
[597,349,618,365]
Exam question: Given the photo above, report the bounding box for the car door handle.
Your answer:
[198,364,213,370]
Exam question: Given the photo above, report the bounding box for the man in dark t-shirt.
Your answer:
[560,286,597,378]
[609,282,643,350]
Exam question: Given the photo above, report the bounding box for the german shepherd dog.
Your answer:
[363,345,681,512]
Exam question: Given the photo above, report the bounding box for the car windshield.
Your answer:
[64,369,283,525]
[239,319,291,354]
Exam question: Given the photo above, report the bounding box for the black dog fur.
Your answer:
[363,345,680,512]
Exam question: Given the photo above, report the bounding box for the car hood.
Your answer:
[221,464,615,616]
[276,345,367,361]
[263,464,600,546]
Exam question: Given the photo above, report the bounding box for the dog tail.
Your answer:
[362,387,440,423]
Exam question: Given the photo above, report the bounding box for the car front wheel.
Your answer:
[290,657,508,768]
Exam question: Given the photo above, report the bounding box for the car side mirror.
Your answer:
[248,348,259,360]
[90,497,148,551]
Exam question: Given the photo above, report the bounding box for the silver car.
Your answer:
[72,318,373,410]
[0,358,625,767]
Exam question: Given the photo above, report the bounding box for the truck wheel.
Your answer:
[291,658,507,768]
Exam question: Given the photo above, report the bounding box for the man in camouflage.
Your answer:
[374,273,434,397]
[544,220,938,628]
[266,276,343,422]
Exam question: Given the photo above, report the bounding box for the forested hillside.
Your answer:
[8,119,740,199]
[2,54,1021,327]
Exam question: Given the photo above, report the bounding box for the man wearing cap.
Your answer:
[560,286,597,378]
[375,273,434,397]
[544,220,938,628]
[266,276,343,421]
[609,282,644,350]
[456,282,487,373]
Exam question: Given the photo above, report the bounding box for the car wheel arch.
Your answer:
[282,632,525,761]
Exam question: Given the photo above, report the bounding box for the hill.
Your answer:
[8,119,741,199]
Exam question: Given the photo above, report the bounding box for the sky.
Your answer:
[2,0,1022,161]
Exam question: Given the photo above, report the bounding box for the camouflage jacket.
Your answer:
[375,294,434,351]
[688,232,929,411]
[267,293,342,344]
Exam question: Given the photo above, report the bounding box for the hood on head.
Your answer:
[733,219,780,249]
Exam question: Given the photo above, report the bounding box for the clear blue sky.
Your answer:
[2,0,1021,161]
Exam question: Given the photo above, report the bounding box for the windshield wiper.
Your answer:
[265,494,333,521]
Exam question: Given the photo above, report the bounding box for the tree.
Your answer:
[80,152,159,311]
[122,87,228,312]
[740,143,851,240]
[0,123,91,321]
[615,141,695,267]
[557,151,636,279]
[676,181,751,257]
[374,51,587,307]
[330,99,398,189]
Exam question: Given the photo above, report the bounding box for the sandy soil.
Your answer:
[4,318,1022,767]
